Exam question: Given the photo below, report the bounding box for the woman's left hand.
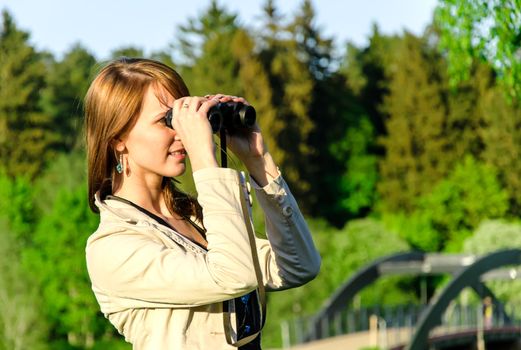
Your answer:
[206,94,279,186]
[205,94,268,164]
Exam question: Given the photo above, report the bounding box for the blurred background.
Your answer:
[0,0,520,349]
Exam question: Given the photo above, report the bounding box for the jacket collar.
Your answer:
[94,192,207,253]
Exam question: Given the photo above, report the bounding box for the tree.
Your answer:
[327,113,378,224]
[290,0,378,225]
[231,28,278,165]
[33,150,89,214]
[476,78,521,215]
[435,0,521,100]
[169,0,251,175]
[40,44,97,152]
[335,27,405,223]
[0,169,37,244]
[173,0,240,94]
[23,184,113,348]
[384,156,509,252]
[256,0,314,211]
[0,220,48,350]
[378,32,449,212]
[174,0,238,66]
[419,156,508,251]
[341,25,401,138]
[0,10,54,178]
[22,151,126,348]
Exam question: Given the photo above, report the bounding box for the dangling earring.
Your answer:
[124,155,131,177]
[116,154,123,174]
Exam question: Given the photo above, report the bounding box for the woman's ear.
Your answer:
[113,139,126,153]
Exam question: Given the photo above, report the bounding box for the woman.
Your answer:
[84,57,320,350]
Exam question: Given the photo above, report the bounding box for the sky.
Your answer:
[0,0,438,60]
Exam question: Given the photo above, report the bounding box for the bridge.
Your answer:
[277,249,521,350]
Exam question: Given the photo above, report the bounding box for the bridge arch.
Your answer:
[305,251,425,340]
[407,249,521,350]
[304,250,517,343]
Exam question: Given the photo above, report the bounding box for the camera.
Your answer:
[165,102,256,134]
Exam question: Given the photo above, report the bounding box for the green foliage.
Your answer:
[173,0,242,95]
[477,81,521,215]
[378,32,449,212]
[382,211,441,252]
[174,0,238,67]
[23,184,114,348]
[0,220,49,350]
[2,2,521,348]
[463,220,521,307]
[435,0,521,100]
[418,156,508,251]
[40,44,97,152]
[0,10,54,178]
[110,46,144,59]
[289,0,334,80]
[256,1,315,209]
[383,156,509,252]
[0,169,37,243]
[341,25,401,137]
[231,28,278,168]
[290,2,379,225]
[328,114,378,222]
[23,152,116,348]
[33,150,89,214]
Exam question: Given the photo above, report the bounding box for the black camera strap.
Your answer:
[220,128,228,168]
[220,134,266,347]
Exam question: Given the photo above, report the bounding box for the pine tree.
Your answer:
[478,81,521,215]
[40,44,97,152]
[291,0,373,224]
[336,28,406,222]
[0,10,53,178]
[231,29,279,163]
[342,25,401,138]
[256,0,314,209]
[173,0,241,95]
[378,32,449,212]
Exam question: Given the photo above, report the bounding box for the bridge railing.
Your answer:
[281,304,426,346]
[280,302,521,348]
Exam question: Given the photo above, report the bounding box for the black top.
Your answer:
[106,195,207,249]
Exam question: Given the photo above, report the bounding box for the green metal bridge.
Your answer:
[278,249,521,350]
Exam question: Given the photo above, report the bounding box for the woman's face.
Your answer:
[120,84,186,181]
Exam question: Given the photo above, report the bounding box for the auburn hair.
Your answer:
[84,57,202,221]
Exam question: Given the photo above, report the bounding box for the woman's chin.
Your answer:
[165,164,186,178]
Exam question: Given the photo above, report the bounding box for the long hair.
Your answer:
[84,57,201,221]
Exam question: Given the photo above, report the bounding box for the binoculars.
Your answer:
[165,102,256,134]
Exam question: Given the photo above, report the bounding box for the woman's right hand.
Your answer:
[171,96,220,171]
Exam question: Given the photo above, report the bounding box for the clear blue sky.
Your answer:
[0,0,438,60]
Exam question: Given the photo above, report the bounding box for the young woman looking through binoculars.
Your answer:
[84,57,321,350]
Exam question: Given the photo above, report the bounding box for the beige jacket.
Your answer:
[86,167,321,349]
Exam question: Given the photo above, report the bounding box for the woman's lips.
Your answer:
[169,149,186,159]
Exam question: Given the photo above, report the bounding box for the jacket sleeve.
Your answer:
[252,173,321,291]
[86,168,258,307]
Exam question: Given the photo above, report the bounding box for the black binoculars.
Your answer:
[165,102,256,134]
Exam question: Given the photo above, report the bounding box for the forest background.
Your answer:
[1,0,521,349]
